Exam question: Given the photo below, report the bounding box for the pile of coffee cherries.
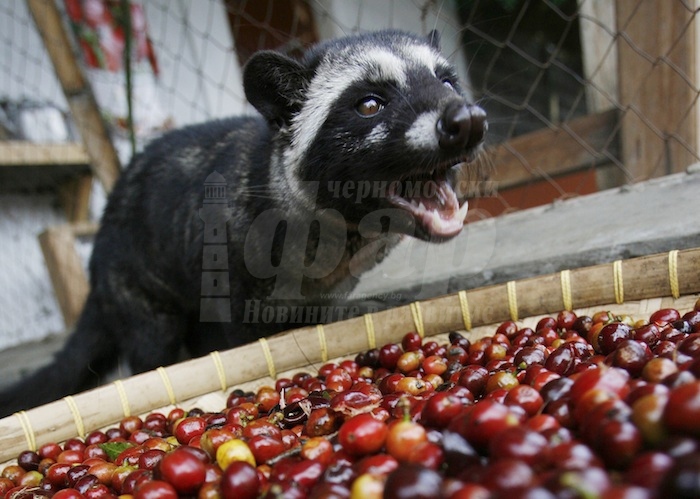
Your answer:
[2,301,700,499]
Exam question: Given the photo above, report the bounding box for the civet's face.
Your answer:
[247,30,487,241]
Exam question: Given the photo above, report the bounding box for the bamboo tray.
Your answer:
[1,248,699,463]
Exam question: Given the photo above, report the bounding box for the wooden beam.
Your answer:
[39,225,90,328]
[615,0,699,181]
[0,141,89,166]
[487,109,619,190]
[57,174,92,223]
[0,141,93,221]
[26,0,121,192]
[578,0,619,113]
[69,221,99,238]
[579,0,624,191]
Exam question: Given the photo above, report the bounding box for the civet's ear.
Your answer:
[243,51,311,127]
[426,29,441,51]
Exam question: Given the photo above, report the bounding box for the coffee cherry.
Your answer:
[401,332,422,352]
[504,384,544,416]
[52,489,86,499]
[0,479,13,497]
[625,451,674,489]
[350,472,384,498]
[173,416,206,445]
[216,439,256,469]
[663,380,700,437]
[597,322,633,355]
[247,435,286,464]
[456,365,488,397]
[386,420,427,462]
[420,392,467,428]
[642,357,679,383]
[16,451,40,472]
[650,308,681,325]
[481,458,535,492]
[379,344,403,370]
[133,479,177,499]
[158,447,206,494]
[338,413,388,456]
[383,464,442,499]
[448,400,520,453]
[220,461,258,499]
[611,339,653,377]
[489,426,548,468]
[659,452,700,498]
[121,469,153,495]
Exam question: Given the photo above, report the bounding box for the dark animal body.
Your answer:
[0,30,486,416]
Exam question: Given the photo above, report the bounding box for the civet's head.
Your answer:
[244,30,487,241]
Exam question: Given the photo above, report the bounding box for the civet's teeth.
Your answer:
[459,199,469,220]
[437,190,446,207]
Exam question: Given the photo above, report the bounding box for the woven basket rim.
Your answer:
[0,247,698,463]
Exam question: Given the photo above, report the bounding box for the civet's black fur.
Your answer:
[0,30,486,416]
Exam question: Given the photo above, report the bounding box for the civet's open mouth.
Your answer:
[387,164,469,239]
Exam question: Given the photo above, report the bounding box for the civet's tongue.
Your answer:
[388,178,468,238]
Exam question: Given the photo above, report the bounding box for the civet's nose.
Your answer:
[437,102,487,151]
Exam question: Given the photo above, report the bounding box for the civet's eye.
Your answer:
[356,96,385,117]
[442,78,455,90]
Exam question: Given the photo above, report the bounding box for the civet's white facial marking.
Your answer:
[365,122,390,145]
[359,49,409,87]
[405,110,441,150]
[402,44,447,76]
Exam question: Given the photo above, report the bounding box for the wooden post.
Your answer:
[26,0,121,192]
[578,0,626,190]
[38,225,91,328]
[58,174,93,222]
[615,0,699,182]
[579,0,619,113]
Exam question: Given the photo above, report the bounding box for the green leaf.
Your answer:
[99,441,135,462]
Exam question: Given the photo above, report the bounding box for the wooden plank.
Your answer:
[487,109,619,190]
[26,0,121,192]
[615,0,699,181]
[0,164,91,194]
[58,174,92,223]
[38,225,89,328]
[0,141,92,221]
[69,221,99,238]
[578,0,619,113]
[0,141,89,166]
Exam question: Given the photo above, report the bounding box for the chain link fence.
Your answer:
[1,0,699,347]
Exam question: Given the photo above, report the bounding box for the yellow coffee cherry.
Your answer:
[216,439,256,469]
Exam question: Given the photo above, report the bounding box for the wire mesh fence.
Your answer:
[4,1,698,207]
[1,0,699,346]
